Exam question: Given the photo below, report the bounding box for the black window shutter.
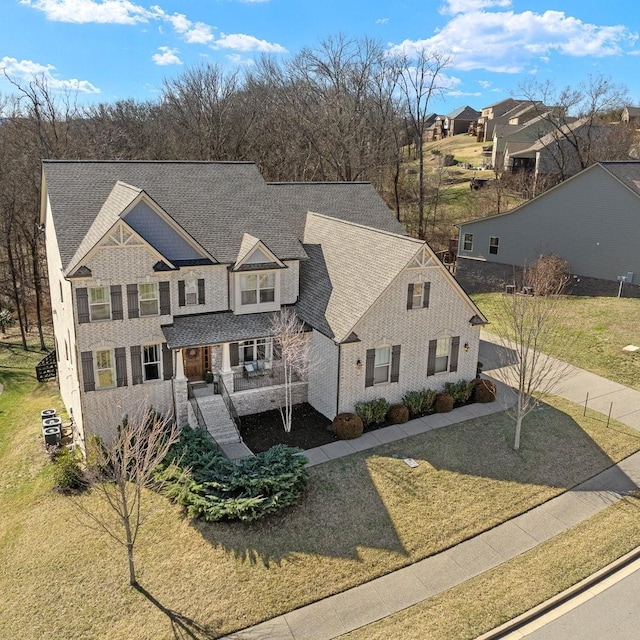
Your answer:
[111,285,123,320]
[159,281,170,315]
[230,342,239,367]
[178,280,185,307]
[198,279,205,305]
[115,347,127,387]
[81,351,95,391]
[127,284,139,319]
[427,339,437,376]
[365,349,375,387]
[407,283,414,310]
[449,336,460,373]
[423,282,431,308]
[390,345,401,383]
[162,343,173,380]
[130,345,143,385]
[76,288,90,324]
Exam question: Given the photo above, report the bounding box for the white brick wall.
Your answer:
[307,330,339,419]
[233,382,308,417]
[337,265,481,414]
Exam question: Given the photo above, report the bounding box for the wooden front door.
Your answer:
[183,347,205,381]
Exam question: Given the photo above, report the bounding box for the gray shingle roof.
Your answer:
[298,213,424,343]
[446,105,481,120]
[267,182,405,240]
[43,161,308,269]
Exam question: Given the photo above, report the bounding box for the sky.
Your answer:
[2,0,640,115]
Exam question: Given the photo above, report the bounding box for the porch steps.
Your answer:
[196,394,242,446]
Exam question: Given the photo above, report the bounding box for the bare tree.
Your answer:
[271,308,310,432]
[391,49,450,238]
[488,256,574,450]
[72,406,180,586]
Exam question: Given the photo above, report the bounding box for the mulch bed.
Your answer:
[240,403,336,453]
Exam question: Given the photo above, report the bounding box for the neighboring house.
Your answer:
[456,162,640,297]
[621,107,640,126]
[42,160,486,449]
[477,99,561,143]
[439,106,481,137]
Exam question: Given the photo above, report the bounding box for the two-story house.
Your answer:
[42,160,486,450]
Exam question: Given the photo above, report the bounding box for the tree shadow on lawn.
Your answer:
[134,584,220,640]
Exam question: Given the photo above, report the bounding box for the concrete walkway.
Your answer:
[222,339,640,640]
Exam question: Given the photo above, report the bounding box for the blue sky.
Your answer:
[2,0,640,115]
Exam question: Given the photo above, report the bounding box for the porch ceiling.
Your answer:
[162,311,277,349]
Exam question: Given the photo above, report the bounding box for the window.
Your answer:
[435,337,450,373]
[408,282,430,310]
[95,349,115,388]
[240,338,272,365]
[139,282,159,316]
[143,345,161,381]
[239,272,276,307]
[374,346,391,384]
[463,233,473,251]
[89,286,111,321]
[489,237,500,255]
[184,279,198,305]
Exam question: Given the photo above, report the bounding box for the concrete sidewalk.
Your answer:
[222,339,640,640]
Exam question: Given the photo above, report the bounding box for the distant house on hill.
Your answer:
[439,105,481,137]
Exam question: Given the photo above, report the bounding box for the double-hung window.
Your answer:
[240,338,272,365]
[489,237,500,255]
[435,337,450,373]
[184,279,198,306]
[463,233,473,251]
[239,272,276,308]
[89,286,111,321]
[95,349,115,388]
[374,346,391,384]
[143,345,161,381]
[139,282,159,316]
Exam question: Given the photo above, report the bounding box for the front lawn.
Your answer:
[3,335,640,638]
[473,293,640,390]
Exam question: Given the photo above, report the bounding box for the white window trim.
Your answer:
[374,345,391,385]
[184,279,198,306]
[239,338,273,367]
[412,282,425,309]
[435,337,450,374]
[142,344,162,382]
[95,348,116,389]
[89,286,111,322]
[139,282,159,317]
[235,270,280,314]
[489,236,500,255]
[463,233,473,252]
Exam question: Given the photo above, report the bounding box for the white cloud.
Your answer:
[477,79,492,88]
[20,0,152,24]
[376,18,389,24]
[389,9,638,73]
[213,33,287,53]
[440,0,511,15]
[226,54,255,66]
[446,89,482,97]
[160,11,215,44]
[151,46,182,65]
[0,56,101,92]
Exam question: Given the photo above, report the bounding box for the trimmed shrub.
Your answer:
[387,404,409,425]
[473,378,497,403]
[402,391,424,418]
[434,392,454,413]
[444,380,474,405]
[155,428,309,522]
[421,389,437,413]
[332,413,364,440]
[51,447,84,492]
[355,398,390,427]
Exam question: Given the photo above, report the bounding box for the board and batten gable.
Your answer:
[457,163,640,283]
[337,252,481,414]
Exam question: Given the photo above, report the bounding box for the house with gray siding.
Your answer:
[456,162,640,297]
[42,160,486,451]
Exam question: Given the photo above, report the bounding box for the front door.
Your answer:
[183,347,205,381]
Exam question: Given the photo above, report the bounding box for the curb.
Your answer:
[475,544,640,639]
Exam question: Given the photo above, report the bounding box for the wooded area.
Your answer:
[0,35,635,350]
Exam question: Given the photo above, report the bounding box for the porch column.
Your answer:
[175,349,187,381]
[221,342,231,373]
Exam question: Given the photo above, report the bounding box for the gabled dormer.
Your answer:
[230,234,287,315]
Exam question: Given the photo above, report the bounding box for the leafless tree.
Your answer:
[271,308,310,432]
[391,49,451,238]
[72,406,180,586]
[488,256,574,450]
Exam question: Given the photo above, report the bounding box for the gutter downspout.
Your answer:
[335,343,341,417]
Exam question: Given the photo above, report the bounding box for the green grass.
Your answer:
[474,293,640,390]
[2,336,640,638]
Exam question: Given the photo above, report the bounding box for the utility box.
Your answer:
[43,426,61,447]
[42,417,62,430]
[41,409,56,420]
